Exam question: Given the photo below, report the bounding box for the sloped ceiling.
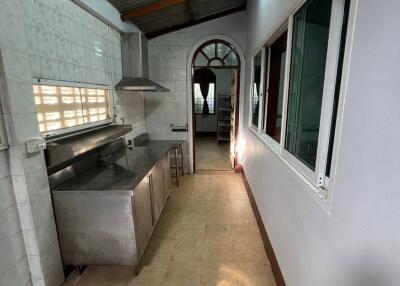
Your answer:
[107,0,247,38]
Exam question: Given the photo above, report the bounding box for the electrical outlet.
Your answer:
[25,138,47,154]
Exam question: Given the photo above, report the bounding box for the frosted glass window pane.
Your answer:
[224,52,238,66]
[209,59,223,67]
[195,53,208,66]
[202,44,216,59]
[217,43,230,58]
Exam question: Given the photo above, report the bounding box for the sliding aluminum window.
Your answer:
[281,0,349,188]
[33,79,113,139]
[250,48,266,132]
[263,30,288,143]
[249,0,351,193]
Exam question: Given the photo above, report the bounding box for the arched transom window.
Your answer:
[193,40,239,68]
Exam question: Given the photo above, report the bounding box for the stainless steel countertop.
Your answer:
[51,140,185,195]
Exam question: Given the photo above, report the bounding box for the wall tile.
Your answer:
[24,23,39,53]
[27,255,44,279]
[25,169,50,204]
[29,54,42,78]
[1,0,24,16]
[20,146,46,174]
[41,239,64,285]
[29,192,54,229]
[37,30,56,59]
[58,61,75,82]
[12,112,40,144]
[0,3,128,285]
[17,203,34,231]
[32,278,45,286]
[21,0,34,21]
[22,229,39,256]
[0,206,21,240]
[0,176,15,211]
[35,216,58,258]
[32,0,53,32]
[40,57,59,80]
[0,231,26,270]
[0,79,11,114]
[6,80,36,114]
[12,175,28,204]
[7,145,23,176]
[1,45,31,81]
[0,11,27,50]
[0,256,31,286]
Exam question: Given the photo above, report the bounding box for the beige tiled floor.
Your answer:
[63,172,277,286]
[195,137,232,170]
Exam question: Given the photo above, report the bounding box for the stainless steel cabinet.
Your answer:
[150,161,165,222]
[52,192,138,267]
[133,175,153,261]
[52,152,171,271]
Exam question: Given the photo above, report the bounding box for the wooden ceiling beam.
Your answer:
[121,0,186,21]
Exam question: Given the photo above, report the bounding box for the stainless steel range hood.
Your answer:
[115,33,169,92]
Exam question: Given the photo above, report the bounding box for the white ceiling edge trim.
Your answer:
[72,0,142,34]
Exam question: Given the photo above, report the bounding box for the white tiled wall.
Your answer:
[23,0,123,86]
[0,155,32,286]
[0,0,144,286]
[146,31,188,141]
[21,0,145,142]
[115,90,146,141]
[146,31,190,171]
[0,1,42,284]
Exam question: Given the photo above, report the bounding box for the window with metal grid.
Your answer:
[33,84,111,134]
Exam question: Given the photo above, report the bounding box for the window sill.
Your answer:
[248,126,331,214]
[0,145,8,151]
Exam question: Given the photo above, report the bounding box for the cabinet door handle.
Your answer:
[148,174,156,226]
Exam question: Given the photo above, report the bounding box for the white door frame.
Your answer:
[186,35,246,173]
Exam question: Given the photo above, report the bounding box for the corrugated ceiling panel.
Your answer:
[190,0,246,19]
[133,3,191,33]
[106,0,247,35]
[107,0,159,12]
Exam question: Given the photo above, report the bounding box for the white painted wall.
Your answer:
[241,1,400,285]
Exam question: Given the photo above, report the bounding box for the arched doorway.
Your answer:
[191,39,241,171]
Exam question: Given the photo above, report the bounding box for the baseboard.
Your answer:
[241,171,286,286]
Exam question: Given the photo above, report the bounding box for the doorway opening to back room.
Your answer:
[191,40,240,171]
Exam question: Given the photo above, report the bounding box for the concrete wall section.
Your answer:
[241,1,400,285]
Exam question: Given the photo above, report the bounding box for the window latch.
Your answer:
[317,174,325,188]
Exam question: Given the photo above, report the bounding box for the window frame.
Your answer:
[262,26,289,144]
[194,82,216,115]
[248,0,353,203]
[249,46,266,133]
[33,78,114,140]
[280,0,347,189]
[192,40,240,69]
